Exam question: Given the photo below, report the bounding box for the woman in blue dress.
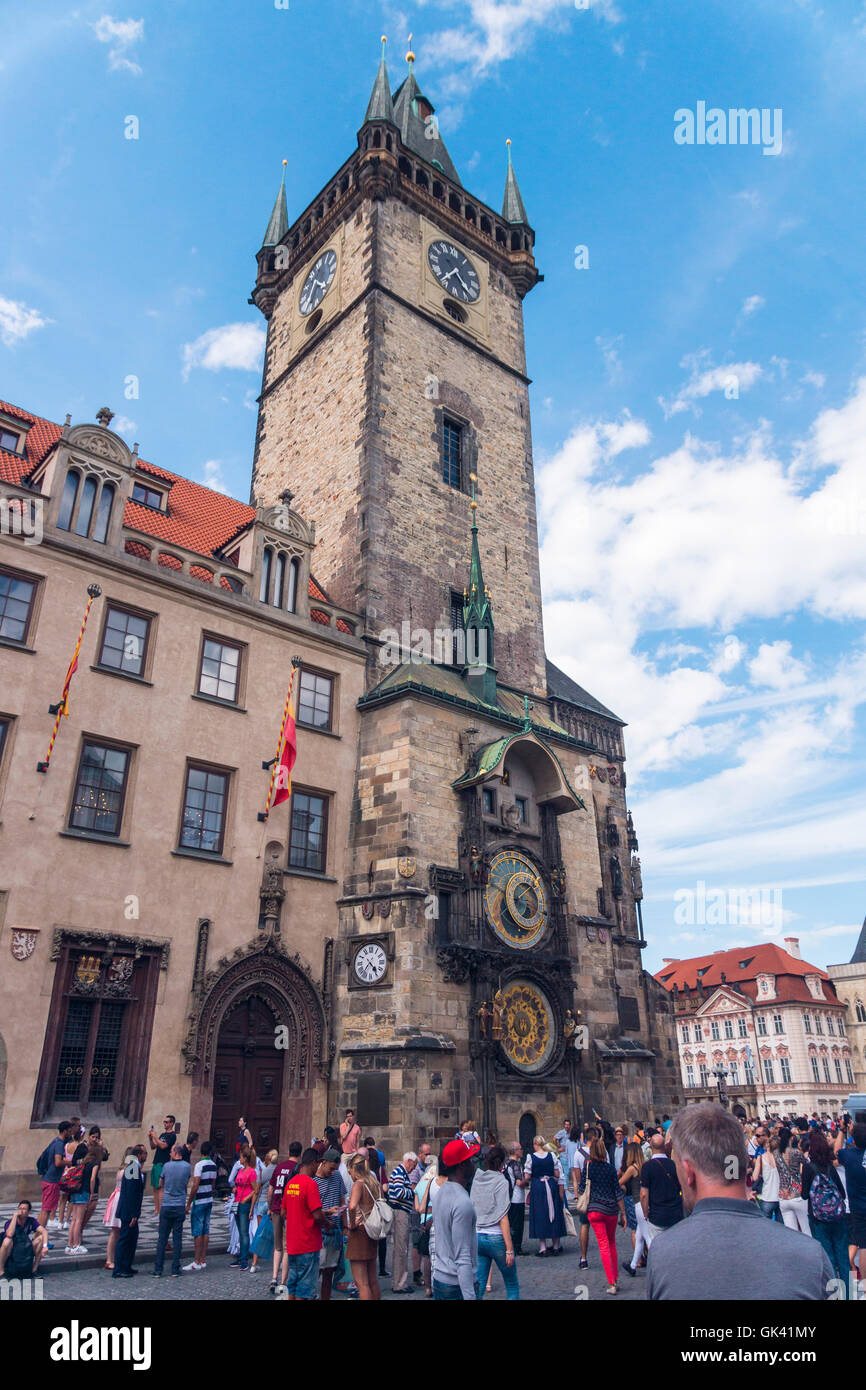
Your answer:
[524,1136,566,1255]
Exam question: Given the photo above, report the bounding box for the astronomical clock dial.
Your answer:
[500,980,556,1074]
[353,941,387,985]
[427,240,481,303]
[299,249,337,316]
[483,850,549,950]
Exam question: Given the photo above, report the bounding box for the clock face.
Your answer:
[484,850,549,950]
[299,249,337,317]
[353,941,387,985]
[500,980,556,1074]
[427,240,481,303]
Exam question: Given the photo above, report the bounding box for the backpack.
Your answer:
[359,1179,393,1241]
[60,1163,85,1195]
[809,1170,846,1222]
[36,1144,55,1179]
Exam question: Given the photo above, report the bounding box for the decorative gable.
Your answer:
[755,973,776,1001]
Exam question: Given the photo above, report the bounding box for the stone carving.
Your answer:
[435,945,473,985]
[610,854,624,898]
[491,988,504,1041]
[476,1000,491,1038]
[10,928,38,961]
[378,898,391,918]
[397,856,416,879]
[550,864,567,899]
[469,845,484,884]
[104,955,134,997]
[51,928,170,971]
[67,430,126,464]
[630,855,643,901]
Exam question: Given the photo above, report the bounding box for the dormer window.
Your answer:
[56,467,115,545]
[0,426,22,453]
[132,482,165,511]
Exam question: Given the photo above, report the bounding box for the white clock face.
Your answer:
[354,942,387,985]
[299,249,337,316]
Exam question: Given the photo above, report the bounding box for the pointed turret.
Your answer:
[502,139,528,225]
[462,472,497,705]
[852,914,866,965]
[391,37,461,185]
[364,36,395,124]
[262,160,288,247]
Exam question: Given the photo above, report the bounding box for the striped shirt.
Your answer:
[386,1163,415,1213]
[193,1158,217,1207]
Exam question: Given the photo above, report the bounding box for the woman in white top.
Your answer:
[413,1153,439,1297]
[752,1134,781,1221]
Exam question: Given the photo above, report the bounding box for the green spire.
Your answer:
[364,35,395,124]
[462,472,497,705]
[502,139,529,225]
[262,160,288,247]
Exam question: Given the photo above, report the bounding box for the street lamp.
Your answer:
[712,1062,729,1109]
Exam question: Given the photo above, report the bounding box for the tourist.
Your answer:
[339,1109,360,1154]
[387,1150,418,1293]
[249,1147,278,1274]
[267,1142,302,1293]
[554,1119,572,1149]
[56,1129,79,1234]
[525,1134,566,1256]
[282,1148,332,1301]
[180,1132,199,1165]
[102,1153,127,1271]
[753,1132,783,1221]
[0,1201,45,1280]
[802,1129,850,1296]
[148,1114,178,1215]
[617,1140,645,1275]
[112,1145,146,1280]
[235,1116,253,1159]
[79,1125,109,1235]
[344,1151,381,1300]
[570,1129,593,1270]
[315,1149,345,1300]
[648,1104,834,1300]
[607,1124,627,1174]
[37,1120,75,1235]
[152,1143,190,1278]
[470,1143,519,1300]
[577,1135,626,1294]
[409,1142,432,1285]
[184,1139,218,1272]
[432,1136,479,1300]
[230,1145,259,1272]
[639,1131,683,1246]
[776,1130,809,1234]
[65,1135,102,1256]
[458,1119,481,1146]
[414,1151,439,1296]
[504,1141,527,1256]
[364,1134,390,1278]
[834,1119,866,1292]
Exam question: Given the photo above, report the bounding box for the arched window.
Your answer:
[857,1000,866,1023]
[259,546,273,603]
[57,470,80,531]
[287,557,300,614]
[75,475,98,537]
[274,552,286,608]
[92,483,115,544]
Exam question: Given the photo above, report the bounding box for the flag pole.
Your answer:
[37,583,102,774]
[258,655,302,823]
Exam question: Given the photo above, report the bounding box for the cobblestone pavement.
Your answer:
[31,1222,647,1302]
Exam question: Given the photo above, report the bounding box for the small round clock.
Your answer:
[299,249,337,317]
[427,240,480,303]
[353,941,387,985]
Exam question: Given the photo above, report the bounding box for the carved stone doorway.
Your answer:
[211,996,283,1161]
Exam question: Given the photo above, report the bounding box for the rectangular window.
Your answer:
[450,591,465,665]
[729,1061,739,1085]
[515,796,528,823]
[846,1058,854,1084]
[780,1057,792,1084]
[815,1016,824,1035]
[297,668,333,730]
[693,1025,702,1041]
[69,741,130,837]
[482,787,495,816]
[710,1020,720,1040]
[288,789,328,873]
[442,418,463,489]
[804,1013,812,1034]
[180,764,229,855]
[98,605,150,678]
[699,1064,709,1086]
[757,1015,768,1036]
[837,1018,845,1036]
[681,1025,690,1043]
[763,1058,775,1084]
[685,1065,695,1088]
[0,567,37,644]
[773,1013,784,1034]
[745,1061,756,1083]
[738,1018,748,1037]
[822,1058,831,1083]
[723,1018,733,1039]
[811,1056,820,1082]
[198,637,241,704]
[0,716,9,765]
[0,427,20,451]
[131,481,163,510]
[826,1016,834,1036]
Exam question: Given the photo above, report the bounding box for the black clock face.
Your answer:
[427,240,480,303]
[299,249,337,316]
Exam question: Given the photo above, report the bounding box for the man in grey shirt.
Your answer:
[153,1144,191,1278]
[647,1104,834,1301]
[432,1136,479,1299]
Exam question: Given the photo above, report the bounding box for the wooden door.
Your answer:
[210,997,283,1161]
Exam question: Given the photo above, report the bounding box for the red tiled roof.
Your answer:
[0,398,62,485]
[655,944,842,1008]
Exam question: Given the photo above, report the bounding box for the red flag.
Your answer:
[59,651,80,718]
[272,709,297,806]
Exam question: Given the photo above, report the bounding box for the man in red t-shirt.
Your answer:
[280,1148,332,1300]
[339,1110,361,1154]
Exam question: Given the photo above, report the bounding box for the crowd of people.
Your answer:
[3,1102,863,1300]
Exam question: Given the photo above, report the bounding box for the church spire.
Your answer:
[502,139,529,225]
[391,37,462,185]
[364,35,395,125]
[852,913,866,965]
[462,472,497,705]
[262,159,288,248]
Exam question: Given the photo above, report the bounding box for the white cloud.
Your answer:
[595,333,624,384]
[111,414,137,438]
[740,293,765,319]
[181,322,266,380]
[199,459,231,496]
[659,350,764,418]
[0,296,52,346]
[801,370,826,390]
[91,15,144,75]
[748,641,809,690]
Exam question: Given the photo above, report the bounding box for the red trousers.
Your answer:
[588,1210,619,1284]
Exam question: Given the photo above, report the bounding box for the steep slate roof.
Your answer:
[545,657,624,724]
[851,916,866,965]
[391,70,461,185]
[654,943,843,1008]
[262,165,289,247]
[0,394,348,628]
[502,144,528,225]
[364,45,395,124]
[361,660,575,738]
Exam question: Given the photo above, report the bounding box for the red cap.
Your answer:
[442,1137,481,1168]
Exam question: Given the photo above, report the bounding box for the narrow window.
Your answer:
[288,790,328,873]
[69,741,130,837]
[75,475,98,537]
[57,470,80,531]
[442,418,463,489]
[180,764,230,855]
[259,547,273,603]
[0,568,37,643]
[287,557,299,613]
[274,552,286,608]
[92,483,115,544]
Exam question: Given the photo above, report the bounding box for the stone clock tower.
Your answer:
[250,41,680,1151]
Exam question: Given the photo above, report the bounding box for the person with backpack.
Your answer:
[346,1151,386,1300]
[833,1118,866,1291]
[777,1130,809,1234]
[63,1136,102,1255]
[803,1129,851,1296]
[37,1120,75,1236]
[0,1201,46,1281]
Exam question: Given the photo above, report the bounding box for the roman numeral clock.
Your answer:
[419,218,490,344]
[481,851,558,1076]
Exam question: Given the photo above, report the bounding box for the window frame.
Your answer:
[441,416,464,490]
[0,426,21,452]
[287,785,330,876]
[296,665,335,733]
[95,602,153,681]
[178,760,232,857]
[0,563,39,646]
[131,481,165,511]
[67,738,132,840]
[196,632,245,707]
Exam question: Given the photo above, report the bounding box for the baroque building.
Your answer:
[827,917,866,1098]
[657,939,855,1117]
[0,45,678,1195]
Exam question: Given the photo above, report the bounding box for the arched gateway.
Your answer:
[182,937,331,1153]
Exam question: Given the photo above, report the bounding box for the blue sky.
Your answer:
[3,1,866,972]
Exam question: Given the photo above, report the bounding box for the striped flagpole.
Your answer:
[258,655,302,823]
[37,584,102,774]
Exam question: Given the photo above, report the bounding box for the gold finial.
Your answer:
[470,500,478,511]
[282,158,288,167]
[469,472,477,483]
[406,32,415,63]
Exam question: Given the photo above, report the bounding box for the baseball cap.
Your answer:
[442,1137,481,1168]
[322,1149,340,1163]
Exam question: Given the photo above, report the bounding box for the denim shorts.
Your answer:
[190,1204,212,1238]
[286,1250,320,1299]
[70,1192,90,1206]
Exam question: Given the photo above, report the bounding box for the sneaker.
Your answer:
[578,1258,588,1269]
[606,1284,618,1295]
[152,1272,162,1278]
[182,1262,201,1272]
[248,1265,258,1274]
[48,1218,61,1231]
[229,1259,241,1268]
[239,1264,249,1271]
